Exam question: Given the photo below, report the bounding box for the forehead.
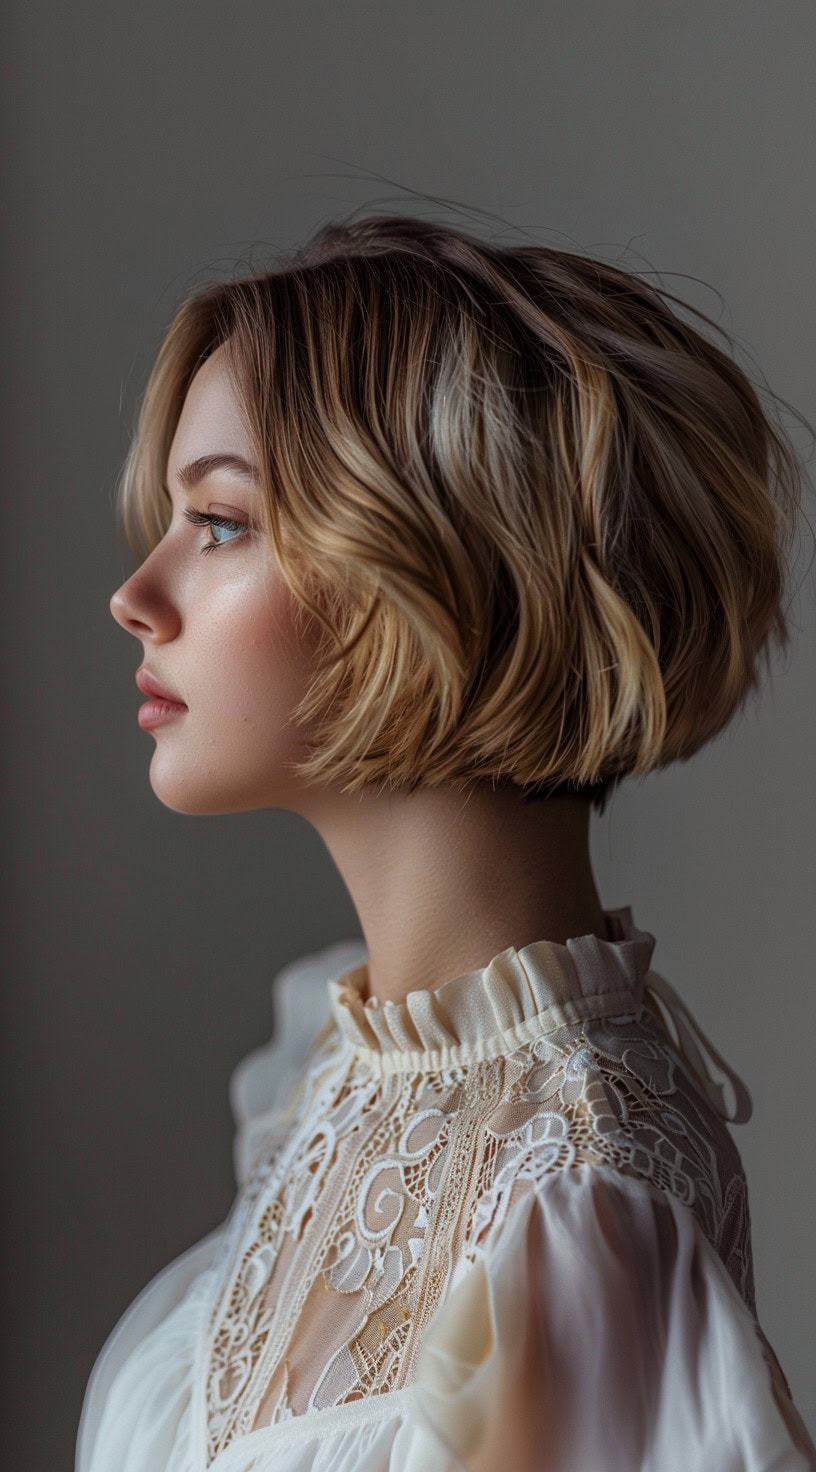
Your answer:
[166,345,251,480]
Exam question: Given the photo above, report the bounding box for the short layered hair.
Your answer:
[116,213,808,813]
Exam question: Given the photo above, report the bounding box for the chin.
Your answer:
[147,762,251,816]
[147,754,297,816]
[148,781,239,816]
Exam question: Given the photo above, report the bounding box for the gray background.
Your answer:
[3,2,815,1464]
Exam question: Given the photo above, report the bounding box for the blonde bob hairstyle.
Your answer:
[116,213,808,815]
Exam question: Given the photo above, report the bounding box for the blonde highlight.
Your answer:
[116,213,812,814]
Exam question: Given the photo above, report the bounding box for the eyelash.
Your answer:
[183,506,249,554]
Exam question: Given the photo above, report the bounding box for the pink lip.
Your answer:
[137,698,187,731]
[135,667,187,730]
[135,667,186,704]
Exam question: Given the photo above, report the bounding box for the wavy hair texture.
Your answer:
[116,212,811,814]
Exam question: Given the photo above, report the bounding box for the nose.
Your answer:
[109,579,146,631]
[109,576,150,635]
[109,564,181,642]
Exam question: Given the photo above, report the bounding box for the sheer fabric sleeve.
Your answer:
[75,1224,225,1472]
[76,940,365,1472]
[411,1161,816,1472]
[229,938,367,1190]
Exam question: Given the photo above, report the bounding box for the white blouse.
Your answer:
[75,906,816,1471]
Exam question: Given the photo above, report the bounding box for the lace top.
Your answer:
[75,906,816,1471]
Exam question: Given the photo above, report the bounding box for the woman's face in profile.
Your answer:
[109,343,321,815]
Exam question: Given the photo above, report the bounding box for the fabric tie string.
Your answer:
[642,968,753,1124]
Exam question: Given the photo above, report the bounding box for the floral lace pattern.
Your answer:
[201,1024,748,1460]
[202,973,756,1465]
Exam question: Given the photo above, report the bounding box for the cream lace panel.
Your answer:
[203,1003,755,1464]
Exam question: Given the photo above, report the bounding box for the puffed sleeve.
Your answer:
[411,1161,816,1472]
[75,1224,225,1472]
[229,938,367,1189]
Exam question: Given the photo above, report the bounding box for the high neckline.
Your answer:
[326,905,657,1077]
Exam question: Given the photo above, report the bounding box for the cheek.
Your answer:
[146,571,326,814]
[202,578,317,732]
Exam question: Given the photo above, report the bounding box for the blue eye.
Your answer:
[183,507,249,554]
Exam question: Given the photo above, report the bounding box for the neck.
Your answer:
[301,782,608,1006]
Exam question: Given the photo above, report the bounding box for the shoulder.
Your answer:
[413,1160,816,1472]
[470,1005,754,1310]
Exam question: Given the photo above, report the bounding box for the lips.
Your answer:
[135,667,187,705]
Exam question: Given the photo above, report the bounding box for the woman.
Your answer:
[79,212,816,1469]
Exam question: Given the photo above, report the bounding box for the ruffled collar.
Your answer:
[326,905,656,1077]
[325,905,753,1123]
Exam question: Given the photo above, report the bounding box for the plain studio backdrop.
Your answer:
[3,2,815,1464]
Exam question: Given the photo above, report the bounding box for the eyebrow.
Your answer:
[168,452,261,492]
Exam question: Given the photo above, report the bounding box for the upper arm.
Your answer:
[412,1162,816,1472]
